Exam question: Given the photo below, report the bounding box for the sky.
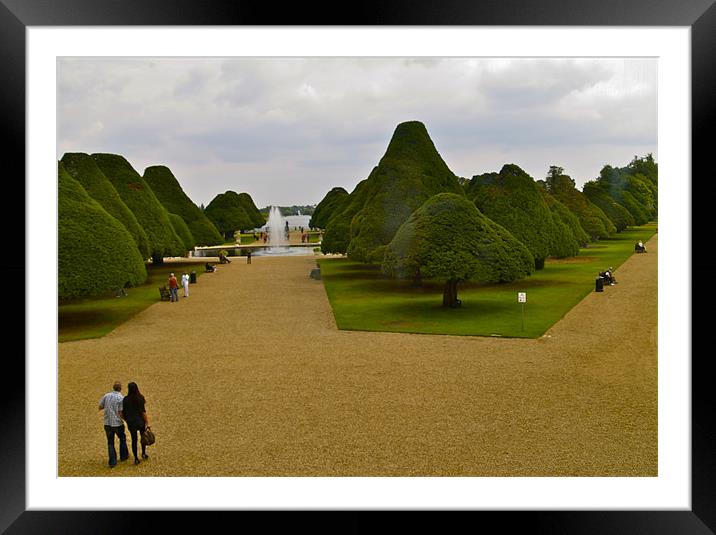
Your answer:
[57,57,657,209]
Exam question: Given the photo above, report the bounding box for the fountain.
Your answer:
[267,206,287,248]
[242,205,317,257]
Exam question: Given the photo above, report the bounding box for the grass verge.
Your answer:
[58,262,206,342]
[318,223,657,338]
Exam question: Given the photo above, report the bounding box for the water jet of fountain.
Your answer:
[267,206,286,248]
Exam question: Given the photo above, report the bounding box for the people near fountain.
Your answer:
[181,272,190,297]
[263,233,268,244]
[246,250,252,264]
[168,273,179,302]
[635,240,647,253]
[205,262,216,272]
[219,252,231,264]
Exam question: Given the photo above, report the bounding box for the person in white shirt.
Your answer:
[181,272,190,297]
[98,381,129,467]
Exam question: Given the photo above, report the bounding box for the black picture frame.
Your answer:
[3,0,711,532]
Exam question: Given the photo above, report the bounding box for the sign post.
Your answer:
[517,292,527,331]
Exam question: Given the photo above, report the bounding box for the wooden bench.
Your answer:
[158,286,171,301]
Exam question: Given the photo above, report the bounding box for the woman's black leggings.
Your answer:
[128,424,147,459]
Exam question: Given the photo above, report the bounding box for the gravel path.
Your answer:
[58,235,657,476]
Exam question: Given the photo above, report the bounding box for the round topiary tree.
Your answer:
[204,191,255,241]
[143,165,224,246]
[382,193,534,308]
[58,162,147,299]
[61,152,151,258]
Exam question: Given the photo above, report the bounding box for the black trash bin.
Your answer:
[595,276,604,292]
[190,271,197,284]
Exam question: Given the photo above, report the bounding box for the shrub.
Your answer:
[204,191,255,240]
[583,181,635,232]
[324,121,465,262]
[383,193,534,308]
[310,187,349,229]
[93,154,186,262]
[143,165,224,246]
[58,162,147,299]
[168,213,195,253]
[543,168,615,240]
[61,153,151,258]
[468,164,568,269]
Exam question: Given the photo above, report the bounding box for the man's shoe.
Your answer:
[142,453,149,459]
[120,457,129,462]
[109,464,116,468]
[134,458,141,465]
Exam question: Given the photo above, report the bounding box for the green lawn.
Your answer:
[58,262,206,342]
[318,223,657,338]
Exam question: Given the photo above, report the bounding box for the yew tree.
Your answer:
[382,193,534,308]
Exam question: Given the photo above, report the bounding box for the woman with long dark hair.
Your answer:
[123,382,150,465]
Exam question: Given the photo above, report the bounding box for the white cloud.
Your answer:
[57,57,657,207]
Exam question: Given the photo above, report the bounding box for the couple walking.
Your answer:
[98,381,151,467]
[168,272,190,301]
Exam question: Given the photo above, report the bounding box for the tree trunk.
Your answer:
[535,257,545,270]
[442,279,460,308]
[411,270,423,287]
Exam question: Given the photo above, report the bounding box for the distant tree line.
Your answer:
[259,205,316,217]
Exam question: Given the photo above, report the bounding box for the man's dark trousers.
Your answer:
[104,424,129,466]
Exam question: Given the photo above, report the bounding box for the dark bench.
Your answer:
[159,286,171,301]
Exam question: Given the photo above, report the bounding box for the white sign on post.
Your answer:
[518,292,527,303]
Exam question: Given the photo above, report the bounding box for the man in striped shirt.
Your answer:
[99,381,129,467]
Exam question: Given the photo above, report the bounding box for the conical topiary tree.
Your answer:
[61,152,151,258]
[382,193,534,308]
[543,166,615,241]
[468,164,567,269]
[58,162,147,299]
[309,187,349,229]
[143,165,224,246]
[323,121,465,263]
[168,213,195,253]
[237,192,265,229]
[536,184,590,249]
[204,191,255,241]
[92,154,186,263]
[582,181,635,232]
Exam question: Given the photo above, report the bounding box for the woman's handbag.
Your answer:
[141,426,155,446]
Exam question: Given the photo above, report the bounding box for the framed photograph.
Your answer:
[5,0,711,532]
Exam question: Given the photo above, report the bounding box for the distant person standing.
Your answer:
[122,382,150,465]
[99,382,128,468]
[246,250,252,264]
[181,272,190,297]
[168,273,179,302]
